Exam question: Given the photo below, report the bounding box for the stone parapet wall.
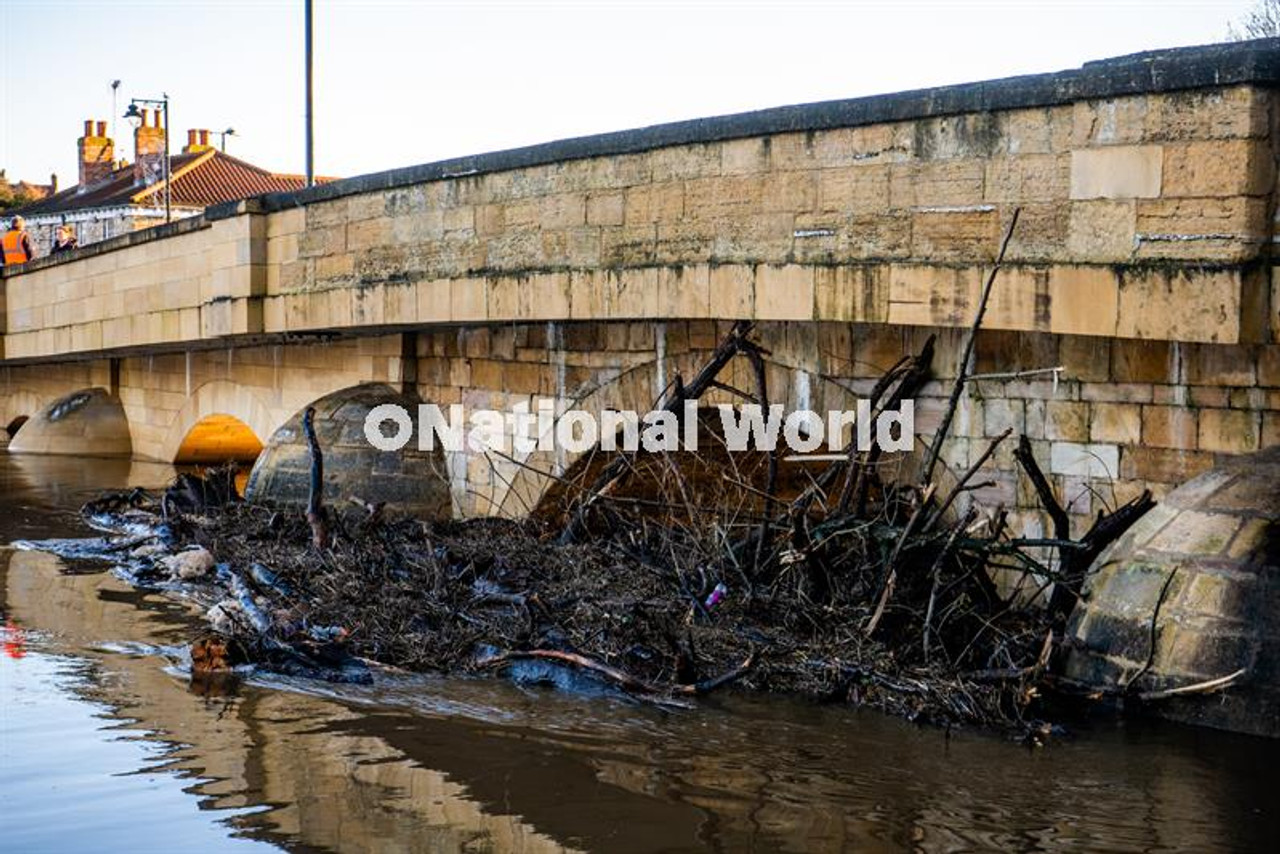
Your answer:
[0,213,264,361]
[257,82,1273,346]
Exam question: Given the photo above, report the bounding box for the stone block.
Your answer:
[1142,406,1198,450]
[720,137,771,175]
[888,160,984,208]
[909,209,999,261]
[1145,86,1269,141]
[1048,266,1119,336]
[1091,402,1141,444]
[1227,517,1271,561]
[1044,401,1090,441]
[817,165,890,213]
[1111,339,1174,383]
[983,398,1025,436]
[983,154,1070,202]
[1069,145,1162,199]
[1185,344,1256,386]
[1049,441,1119,478]
[1134,197,1267,262]
[1184,388,1229,411]
[710,213,795,262]
[1122,446,1214,483]
[600,225,657,266]
[346,216,392,250]
[297,224,346,258]
[1002,203,1071,262]
[1079,382,1153,403]
[815,266,887,323]
[757,174,819,213]
[1071,97,1150,147]
[1060,335,1112,382]
[450,277,487,321]
[657,264,710,318]
[887,264,981,327]
[586,192,625,226]
[649,143,720,182]
[1198,408,1260,454]
[1264,412,1280,450]
[606,267,660,318]
[1147,510,1242,557]
[1066,201,1135,262]
[1162,139,1273,198]
[684,176,762,219]
[1116,269,1240,344]
[755,265,814,321]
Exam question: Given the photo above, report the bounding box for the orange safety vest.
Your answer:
[3,229,31,265]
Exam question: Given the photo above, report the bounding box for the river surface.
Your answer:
[2,454,1279,853]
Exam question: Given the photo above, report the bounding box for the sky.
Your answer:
[0,0,1263,187]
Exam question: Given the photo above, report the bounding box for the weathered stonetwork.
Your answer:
[1064,446,1280,736]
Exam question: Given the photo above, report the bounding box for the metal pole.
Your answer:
[305,0,314,187]
[162,95,172,223]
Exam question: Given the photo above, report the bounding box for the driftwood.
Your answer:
[1012,434,1154,620]
[920,208,1020,484]
[559,320,760,545]
[302,406,329,550]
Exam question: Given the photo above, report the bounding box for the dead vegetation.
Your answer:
[79,211,1158,735]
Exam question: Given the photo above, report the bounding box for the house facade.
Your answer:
[10,114,313,254]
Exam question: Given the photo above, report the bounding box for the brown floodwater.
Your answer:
[2,453,1279,853]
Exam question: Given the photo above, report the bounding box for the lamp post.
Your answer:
[212,128,237,153]
[305,0,314,187]
[123,94,171,224]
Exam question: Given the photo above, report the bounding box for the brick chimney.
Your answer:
[182,128,214,154]
[77,119,114,190]
[133,109,167,186]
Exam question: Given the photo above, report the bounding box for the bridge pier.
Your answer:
[7,388,132,458]
[245,383,451,520]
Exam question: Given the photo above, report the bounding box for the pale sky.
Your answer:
[0,0,1261,187]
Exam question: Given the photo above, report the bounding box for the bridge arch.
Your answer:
[0,389,48,444]
[245,383,452,520]
[156,381,277,465]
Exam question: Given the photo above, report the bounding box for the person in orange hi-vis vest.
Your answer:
[3,215,35,266]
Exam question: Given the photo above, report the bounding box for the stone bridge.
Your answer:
[3,40,1280,535]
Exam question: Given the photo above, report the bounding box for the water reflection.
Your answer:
[2,454,1280,852]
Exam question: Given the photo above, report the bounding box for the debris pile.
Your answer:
[45,214,1159,733]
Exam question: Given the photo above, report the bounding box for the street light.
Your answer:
[211,127,236,153]
[123,94,171,223]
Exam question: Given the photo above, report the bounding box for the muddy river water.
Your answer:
[2,454,1279,853]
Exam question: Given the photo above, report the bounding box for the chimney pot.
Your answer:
[200,129,209,146]
[188,129,197,146]
[78,117,115,189]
